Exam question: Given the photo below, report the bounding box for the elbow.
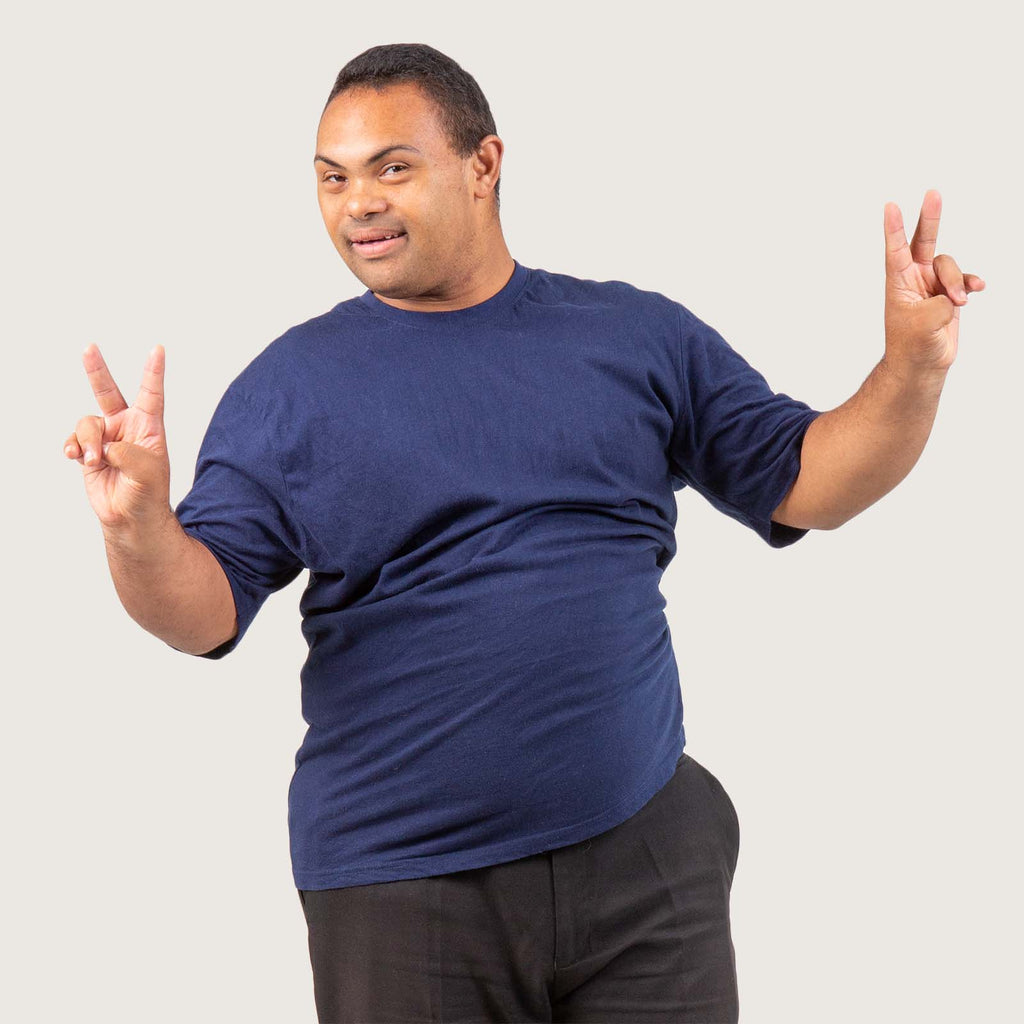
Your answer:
[771,510,850,532]
[772,478,856,532]
[162,619,239,658]
[771,496,850,532]
[813,515,849,531]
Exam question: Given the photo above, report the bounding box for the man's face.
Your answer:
[315,82,483,302]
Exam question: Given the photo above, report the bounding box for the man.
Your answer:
[64,42,984,1024]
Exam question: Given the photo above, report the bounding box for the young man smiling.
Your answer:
[314,77,512,310]
[65,42,984,1024]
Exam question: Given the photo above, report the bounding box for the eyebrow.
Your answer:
[313,144,422,170]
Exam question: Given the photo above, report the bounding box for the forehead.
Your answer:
[316,81,451,159]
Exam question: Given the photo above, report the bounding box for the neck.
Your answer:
[372,232,516,313]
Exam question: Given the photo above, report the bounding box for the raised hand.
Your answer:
[883,189,986,377]
[63,344,172,532]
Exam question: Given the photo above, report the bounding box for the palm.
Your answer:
[887,258,960,364]
[883,191,984,374]
[83,403,167,519]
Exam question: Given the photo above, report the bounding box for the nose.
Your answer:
[344,178,387,219]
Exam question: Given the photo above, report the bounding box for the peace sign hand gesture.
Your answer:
[63,344,173,533]
[883,190,985,378]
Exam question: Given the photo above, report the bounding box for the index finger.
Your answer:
[82,344,129,416]
[909,188,942,265]
[884,201,914,281]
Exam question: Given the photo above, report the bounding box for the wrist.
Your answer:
[101,505,179,560]
[878,354,949,396]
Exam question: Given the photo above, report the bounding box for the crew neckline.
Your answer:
[356,260,530,325]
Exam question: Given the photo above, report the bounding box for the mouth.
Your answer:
[349,230,407,257]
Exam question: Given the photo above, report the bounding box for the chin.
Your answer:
[365,278,417,299]
[343,259,416,298]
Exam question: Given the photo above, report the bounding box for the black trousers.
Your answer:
[298,751,741,1023]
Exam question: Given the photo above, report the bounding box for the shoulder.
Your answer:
[223,302,359,402]
[521,265,685,327]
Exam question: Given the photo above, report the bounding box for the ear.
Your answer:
[470,134,503,201]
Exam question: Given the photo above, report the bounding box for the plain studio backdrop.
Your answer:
[3,0,1020,1020]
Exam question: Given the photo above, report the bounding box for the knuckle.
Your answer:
[74,414,102,439]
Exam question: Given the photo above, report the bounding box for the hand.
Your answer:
[883,190,985,379]
[63,344,173,532]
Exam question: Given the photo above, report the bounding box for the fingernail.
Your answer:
[85,447,96,463]
[959,289,968,302]
[64,445,74,456]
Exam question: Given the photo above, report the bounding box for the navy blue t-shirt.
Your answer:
[174,261,822,890]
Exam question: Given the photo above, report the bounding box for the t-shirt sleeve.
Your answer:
[668,304,823,549]
[173,383,306,658]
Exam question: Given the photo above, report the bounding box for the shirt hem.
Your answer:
[292,729,686,891]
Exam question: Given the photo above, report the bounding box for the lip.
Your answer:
[349,232,407,257]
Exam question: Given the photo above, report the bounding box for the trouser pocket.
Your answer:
[689,757,741,878]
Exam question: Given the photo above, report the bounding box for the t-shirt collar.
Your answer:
[357,260,529,325]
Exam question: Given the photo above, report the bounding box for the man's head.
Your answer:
[315,43,508,308]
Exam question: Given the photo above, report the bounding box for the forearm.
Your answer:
[102,510,238,656]
[772,357,948,531]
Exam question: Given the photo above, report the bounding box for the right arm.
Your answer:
[101,511,237,657]
[65,343,237,656]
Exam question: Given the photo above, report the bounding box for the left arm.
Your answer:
[771,190,985,531]
[771,357,946,530]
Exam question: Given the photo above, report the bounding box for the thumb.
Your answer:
[101,440,166,485]
[909,293,957,336]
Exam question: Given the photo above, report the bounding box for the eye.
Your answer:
[382,164,408,176]
[322,172,345,184]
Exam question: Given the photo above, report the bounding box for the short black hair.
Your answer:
[323,43,501,203]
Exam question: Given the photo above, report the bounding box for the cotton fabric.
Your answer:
[173,261,821,891]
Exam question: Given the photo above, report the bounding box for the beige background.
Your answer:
[4,0,1021,1020]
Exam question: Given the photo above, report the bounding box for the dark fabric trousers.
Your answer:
[298,752,741,1023]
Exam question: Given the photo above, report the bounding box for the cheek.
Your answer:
[420,188,468,241]
[318,198,338,232]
